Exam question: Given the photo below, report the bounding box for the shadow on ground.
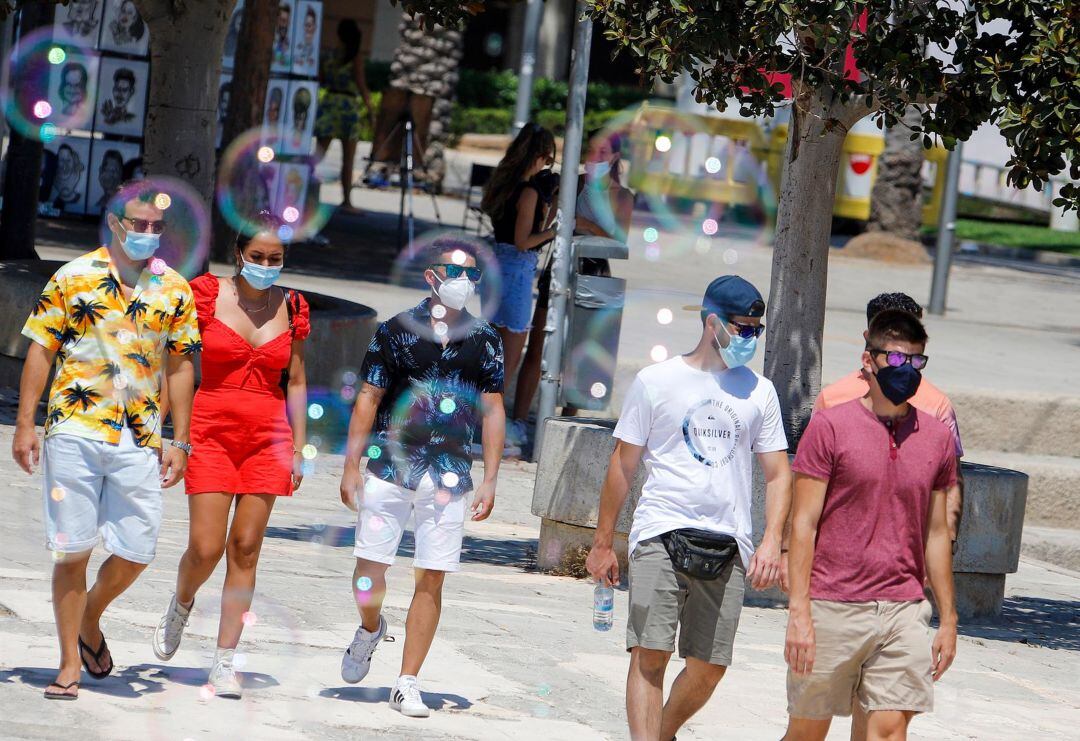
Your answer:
[320,685,472,711]
[0,663,280,698]
[264,525,537,571]
[958,596,1080,651]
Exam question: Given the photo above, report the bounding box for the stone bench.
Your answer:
[531,417,1028,619]
[0,260,377,394]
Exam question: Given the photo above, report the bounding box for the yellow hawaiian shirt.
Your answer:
[21,246,202,449]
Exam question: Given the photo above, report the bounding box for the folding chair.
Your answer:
[462,163,494,234]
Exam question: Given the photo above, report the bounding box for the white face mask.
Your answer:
[434,274,475,311]
[585,161,611,181]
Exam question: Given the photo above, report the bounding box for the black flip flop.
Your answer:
[44,680,80,700]
[78,634,113,679]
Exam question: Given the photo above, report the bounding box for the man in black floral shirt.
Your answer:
[338,236,505,717]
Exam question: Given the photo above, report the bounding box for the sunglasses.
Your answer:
[124,216,166,234]
[729,320,765,339]
[870,348,929,370]
[432,263,482,281]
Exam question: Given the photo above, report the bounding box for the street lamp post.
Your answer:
[511,0,545,137]
[533,1,592,461]
[928,143,963,316]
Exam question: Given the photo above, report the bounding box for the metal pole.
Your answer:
[511,0,544,137]
[928,143,962,315]
[533,2,592,461]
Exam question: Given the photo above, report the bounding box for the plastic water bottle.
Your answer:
[593,581,614,631]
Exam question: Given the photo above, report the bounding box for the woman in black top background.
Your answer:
[480,124,557,450]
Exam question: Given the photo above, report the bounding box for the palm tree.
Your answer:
[98,274,121,300]
[126,297,149,322]
[99,417,124,432]
[180,339,203,355]
[172,295,187,319]
[125,351,152,369]
[71,298,107,327]
[143,397,160,419]
[62,383,102,413]
[164,337,178,354]
[99,361,123,380]
[34,291,54,315]
[46,407,64,428]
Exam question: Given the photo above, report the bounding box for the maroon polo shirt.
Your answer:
[793,399,957,602]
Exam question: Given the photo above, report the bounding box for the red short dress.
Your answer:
[185,274,310,496]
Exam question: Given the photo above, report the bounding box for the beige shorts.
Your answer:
[626,535,745,666]
[787,599,935,719]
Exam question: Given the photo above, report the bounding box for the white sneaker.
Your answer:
[340,616,386,684]
[389,675,430,718]
[208,650,242,699]
[152,594,192,661]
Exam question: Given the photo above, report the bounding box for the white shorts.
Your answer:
[353,473,469,572]
[42,428,162,564]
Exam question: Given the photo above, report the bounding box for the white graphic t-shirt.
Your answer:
[613,356,789,567]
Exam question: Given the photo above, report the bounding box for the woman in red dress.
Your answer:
[151,213,309,698]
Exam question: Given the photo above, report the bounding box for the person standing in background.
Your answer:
[315,19,376,212]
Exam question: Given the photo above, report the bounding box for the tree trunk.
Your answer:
[134,0,235,210]
[763,94,849,447]
[210,0,276,263]
[388,14,464,191]
[867,106,925,240]
[0,1,54,260]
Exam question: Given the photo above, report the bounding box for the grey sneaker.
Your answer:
[340,616,387,684]
[153,594,192,661]
[208,650,242,699]
[390,675,430,718]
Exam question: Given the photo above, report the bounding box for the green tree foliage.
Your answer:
[399,0,1078,210]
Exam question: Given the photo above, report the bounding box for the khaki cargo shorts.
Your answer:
[626,535,745,666]
[787,599,935,719]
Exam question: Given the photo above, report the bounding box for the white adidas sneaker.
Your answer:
[340,616,386,684]
[389,675,430,718]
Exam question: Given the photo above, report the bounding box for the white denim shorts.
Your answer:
[353,473,469,572]
[42,428,162,564]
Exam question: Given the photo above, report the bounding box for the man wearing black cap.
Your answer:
[587,275,792,741]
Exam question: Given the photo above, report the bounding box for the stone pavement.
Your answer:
[0,421,1078,740]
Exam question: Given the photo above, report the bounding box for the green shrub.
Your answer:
[450,106,513,141]
[457,68,519,109]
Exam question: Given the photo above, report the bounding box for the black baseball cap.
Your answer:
[691,275,766,320]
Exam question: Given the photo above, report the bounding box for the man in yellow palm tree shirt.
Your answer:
[11,182,200,700]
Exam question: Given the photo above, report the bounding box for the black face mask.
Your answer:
[874,364,922,405]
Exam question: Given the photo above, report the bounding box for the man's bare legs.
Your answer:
[865,710,915,741]
[79,554,148,673]
[353,557,390,632]
[400,568,446,677]
[784,717,833,741]
[627,647,671,740]
[659,656,727,741]
[51,551,92,687]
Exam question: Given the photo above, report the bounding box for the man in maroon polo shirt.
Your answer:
[783,309,957,741]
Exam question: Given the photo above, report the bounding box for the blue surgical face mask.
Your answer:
[585,160,611,181]
[240,257,282,290]
[713,322,757,368]
[119,226,161,261]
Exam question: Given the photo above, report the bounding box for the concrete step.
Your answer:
[952,391,1080,459]
[965,449,1080,528]
[1022,526,1080,572]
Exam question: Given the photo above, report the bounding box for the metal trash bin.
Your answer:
[559,236,629,411]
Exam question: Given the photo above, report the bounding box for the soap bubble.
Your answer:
[2,29,99,139]
[439,397,457,414]
[355,576,373,592]
[241,611,258,626]
[441,471,460,488]
[50,486,66,502]
[390,229,501,342]
[301,444,317,460]
[216,127,332,242]
[307,403,324,420]
[590,382,607,398]
[656,308,673,325]
[650,345,669,362]
[654,135,672,153]
[100,177,210,280]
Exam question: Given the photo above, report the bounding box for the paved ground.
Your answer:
[0,420,1078,740]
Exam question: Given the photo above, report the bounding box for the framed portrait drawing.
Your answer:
[276,161,310,221]
[53,0,104,48]
[270,2,295,73]
[94,57,148,137]
[99,0,149,56]
[262,78,289,147]
[41,136,93,215]
[222,1,244,70]
[290,1,322,78]
[217,73,233,149]
[281,79,318,155]
[47,51,100,132]
[87,139,141,214]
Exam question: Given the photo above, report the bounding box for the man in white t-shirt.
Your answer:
[587,275,792,741]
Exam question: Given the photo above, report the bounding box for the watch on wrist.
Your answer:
[170,439,193,455]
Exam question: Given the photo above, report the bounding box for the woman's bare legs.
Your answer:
[217,494,276,649]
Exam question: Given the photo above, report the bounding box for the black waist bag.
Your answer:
[660,529,739,580]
